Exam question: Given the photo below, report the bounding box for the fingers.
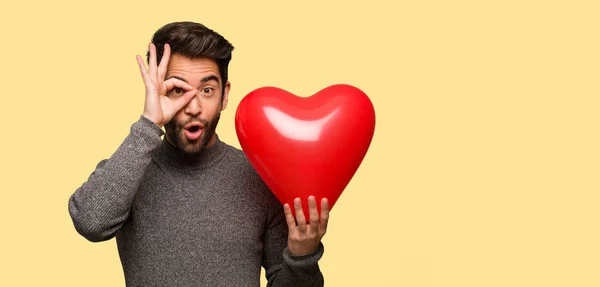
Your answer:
[163,78,195,113]
[294,198,307,232]
[163,78,194,93]
[136,55,154,89]
[157,43,170,84]
[283,203,297,231]
[171,88,198,113]
[148,43,157,81]
[308,196,319,233]
[319,198,330,232]
[284,196,328,235]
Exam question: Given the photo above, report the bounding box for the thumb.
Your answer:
[171,89,197,112]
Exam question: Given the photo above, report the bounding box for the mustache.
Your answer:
[180,116,209,128]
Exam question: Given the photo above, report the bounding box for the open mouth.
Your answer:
[184,122,204,140]
[188,125,200,133]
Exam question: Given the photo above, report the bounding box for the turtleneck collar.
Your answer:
[155,134,226,170]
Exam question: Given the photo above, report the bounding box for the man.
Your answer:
[68,21,329,286]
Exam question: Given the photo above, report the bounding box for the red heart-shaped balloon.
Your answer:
[235,84,376,221]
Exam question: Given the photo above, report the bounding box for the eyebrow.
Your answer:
[168,76,188,83]
[201,75,220,84]
[166,75,220,85]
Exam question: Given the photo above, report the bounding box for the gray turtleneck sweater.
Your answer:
[68,116,325,286]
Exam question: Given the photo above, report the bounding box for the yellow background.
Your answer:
[1,0,599,286]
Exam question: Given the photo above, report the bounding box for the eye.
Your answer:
[167,87,184,97]
[202,87,214,96]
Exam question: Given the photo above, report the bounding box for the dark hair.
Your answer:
[147,21,234,95]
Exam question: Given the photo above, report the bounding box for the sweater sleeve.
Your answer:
[262,197,325,286]
[68,116,163,242]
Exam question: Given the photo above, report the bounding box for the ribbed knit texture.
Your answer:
[68,116,324,287]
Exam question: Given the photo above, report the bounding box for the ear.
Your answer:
[221,81,230,110]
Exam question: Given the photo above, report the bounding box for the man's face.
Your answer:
[164,54,230,154]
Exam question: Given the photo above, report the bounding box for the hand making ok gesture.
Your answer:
[136,43,198,127]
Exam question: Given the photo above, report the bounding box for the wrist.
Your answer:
[288,243,320,257]
[142,113,163,128]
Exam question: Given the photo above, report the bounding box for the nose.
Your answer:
[184,92,202,116]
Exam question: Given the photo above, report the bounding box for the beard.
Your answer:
[164,111,221,155]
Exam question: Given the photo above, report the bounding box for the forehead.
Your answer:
[166,54,221,84]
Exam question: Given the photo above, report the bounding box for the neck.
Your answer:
[157,134,225,170]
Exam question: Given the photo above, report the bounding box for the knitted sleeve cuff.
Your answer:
[134,116,165,137]
[112,116,164,157]
[283,242,325,269]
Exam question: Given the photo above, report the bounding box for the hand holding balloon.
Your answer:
[284,196,329,256]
